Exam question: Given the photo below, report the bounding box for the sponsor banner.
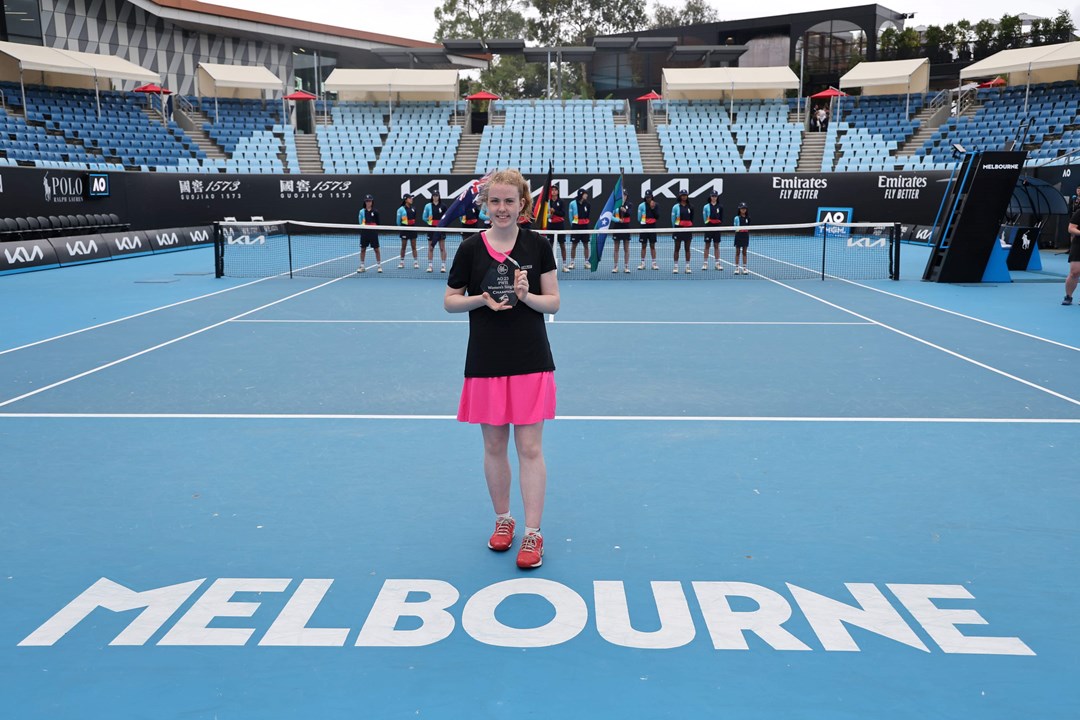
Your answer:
[0,167,955,235]
[0,238,59,273]
[148,225,213,252]
[907,225,938,245]
[48,234,110,265]
[100,230,152,257]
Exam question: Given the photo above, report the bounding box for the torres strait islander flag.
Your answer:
[588,175,623,271]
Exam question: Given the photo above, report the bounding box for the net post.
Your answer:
[892,222,901,281]
[286,222,294,279]
[213,221,223,278]
[820,221,827,280]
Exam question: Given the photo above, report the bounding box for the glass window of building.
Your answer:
[3,0,43,44]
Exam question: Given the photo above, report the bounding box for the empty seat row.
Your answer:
[0,213,127,241]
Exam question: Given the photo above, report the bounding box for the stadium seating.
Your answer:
[658,100,744,173]
[6,79,1080,175]
[476,99,642,174]
[918,82,1080,166]
[374,101,461,174]
[826,93,923,172]
[0,81,202,170]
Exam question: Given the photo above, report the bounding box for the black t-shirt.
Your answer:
[447,228,557,378]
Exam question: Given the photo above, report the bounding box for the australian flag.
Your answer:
[438,171,493,227]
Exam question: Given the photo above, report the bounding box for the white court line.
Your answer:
[1,412,1078,424]
[0,275,351,409]
[0,274,273,357]
[754,272,1080,408]
[0,247,364,358]
[833,277,1080,353]
[742,248,1079,353]
[230,319,873,326]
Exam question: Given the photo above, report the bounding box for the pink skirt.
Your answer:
[457,371,557,425]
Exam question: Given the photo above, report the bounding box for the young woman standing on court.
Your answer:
[610,187,632,273]
[671,188,694,273]
[357,194,383,273]
[397,193,419,269]
[637,190,660,270]
[733,202,751,275]
[567,188,591,271]
[422,189,447,273]
[444,168,560,569]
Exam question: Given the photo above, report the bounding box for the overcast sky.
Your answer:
[213,0,1080,45]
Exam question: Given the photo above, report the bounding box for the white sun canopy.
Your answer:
[323,68,459,101]
[960,41,1080,112]
[961,41,1080,86]
[196,62,284,100]
[840,58,929,96]
[0,40,159,115]
[0,40,158,88]
[662,66,799,100]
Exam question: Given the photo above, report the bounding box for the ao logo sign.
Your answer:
[89,173,109,197]
[816,207,853,238]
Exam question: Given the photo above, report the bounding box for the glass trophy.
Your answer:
[482,259,518,307]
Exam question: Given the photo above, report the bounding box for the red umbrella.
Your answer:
[810,87,847,99]
[466,90,501,101]
[283,89,318,101]
[133,83,172,95]
[978,77,1006,88]
[636,90,662,101]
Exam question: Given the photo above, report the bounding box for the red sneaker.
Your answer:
[516,532,544,568]
[488,517,515,551]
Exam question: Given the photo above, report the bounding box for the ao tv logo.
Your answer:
[816,207,852,239]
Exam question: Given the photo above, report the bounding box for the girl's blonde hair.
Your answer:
[479,168,534,223]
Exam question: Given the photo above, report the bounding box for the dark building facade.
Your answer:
[593,4,910,98]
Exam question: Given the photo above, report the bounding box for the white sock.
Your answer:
[525,526,541,536]
[496,512,512,521]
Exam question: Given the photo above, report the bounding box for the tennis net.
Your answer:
[214,220,901,281]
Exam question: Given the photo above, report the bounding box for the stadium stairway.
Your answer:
[294,134,323,173]
[178,107,227,161]
[637,130,667,173]
[796,131,828,172]
[452,134,481,174]
[897,103,975,159]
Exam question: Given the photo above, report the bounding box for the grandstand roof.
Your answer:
[840,58,928,95]
[148,0,439,49]
[141,0,485,70]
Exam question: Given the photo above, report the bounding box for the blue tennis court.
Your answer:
[2,244,1077,719]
